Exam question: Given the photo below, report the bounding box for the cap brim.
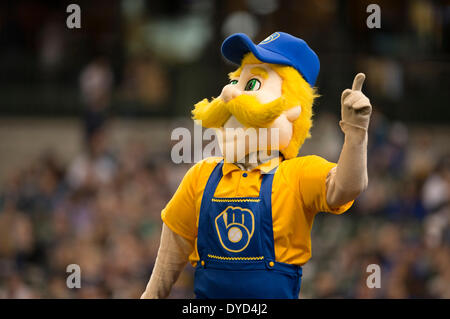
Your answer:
[221,33,292,67]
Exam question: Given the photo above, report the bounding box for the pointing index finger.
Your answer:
[352,73,366,91]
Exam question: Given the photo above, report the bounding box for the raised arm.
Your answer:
[140,223,194,299]
[326,73,372,208]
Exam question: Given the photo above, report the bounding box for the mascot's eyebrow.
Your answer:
[250,67,268,79]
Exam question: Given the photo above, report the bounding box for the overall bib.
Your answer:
[194,161,302,299]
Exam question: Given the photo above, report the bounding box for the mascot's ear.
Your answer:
[285,106,301,122]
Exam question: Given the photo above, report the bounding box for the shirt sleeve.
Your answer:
[161,164,200,241]
[298,155,354,215]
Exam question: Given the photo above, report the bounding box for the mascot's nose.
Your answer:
[221,85,241,103]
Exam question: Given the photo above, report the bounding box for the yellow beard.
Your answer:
[192,95,286,129]
[191,97,230,128]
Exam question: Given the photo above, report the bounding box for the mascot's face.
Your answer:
[192,53,317,162]
[218,63,301,162]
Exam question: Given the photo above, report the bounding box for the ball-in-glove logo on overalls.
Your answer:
[214,206,255,253]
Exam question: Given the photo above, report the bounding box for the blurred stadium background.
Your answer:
[0,0,449,298]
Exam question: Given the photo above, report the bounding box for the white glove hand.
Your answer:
[340,73,372,132]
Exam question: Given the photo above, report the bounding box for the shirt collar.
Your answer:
[222,152,283,176]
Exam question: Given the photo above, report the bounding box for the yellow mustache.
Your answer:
[192,94,286,128]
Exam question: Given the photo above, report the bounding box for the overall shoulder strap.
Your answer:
[197,160,224,257]
[259,167,277,260]
[201,160,224,202]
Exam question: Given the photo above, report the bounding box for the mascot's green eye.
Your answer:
[245,78,261,91]
[230,80,238,85]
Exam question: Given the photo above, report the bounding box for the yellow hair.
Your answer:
[233,53,319,159]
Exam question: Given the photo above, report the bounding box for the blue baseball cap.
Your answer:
[221,32,320,87]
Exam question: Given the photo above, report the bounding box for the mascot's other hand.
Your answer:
[340,73,372,132]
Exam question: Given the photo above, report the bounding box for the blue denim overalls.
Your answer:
[194,161,302,299]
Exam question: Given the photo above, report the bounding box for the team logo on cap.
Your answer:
[259,32,280,45]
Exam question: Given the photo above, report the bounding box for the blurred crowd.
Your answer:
[0,108,449,299]
[300,111,450,299]
[0,126,173,298]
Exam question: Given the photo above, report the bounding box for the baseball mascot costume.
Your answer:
[141,32,372,299]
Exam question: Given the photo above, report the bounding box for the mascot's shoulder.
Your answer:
[281,155,329,167]
[187,156,223,176]
[196,156,223,167]
[278,155,333,179]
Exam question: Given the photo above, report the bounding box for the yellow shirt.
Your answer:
[161,155,353,266]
